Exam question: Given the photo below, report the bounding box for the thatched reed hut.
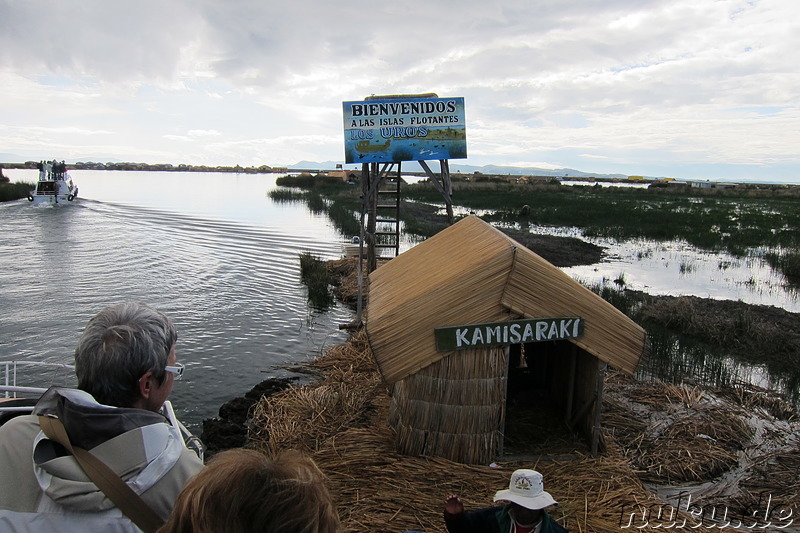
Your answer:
[365,215,648,464]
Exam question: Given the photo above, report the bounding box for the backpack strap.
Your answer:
[38,415,165,533]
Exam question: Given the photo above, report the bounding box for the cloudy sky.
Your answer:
[1,0,798,181]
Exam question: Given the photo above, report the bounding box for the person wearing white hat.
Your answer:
[443,469,567,533]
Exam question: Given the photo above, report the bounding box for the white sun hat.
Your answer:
[493,469,557,510]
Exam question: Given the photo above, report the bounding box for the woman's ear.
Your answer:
[137,371,154,400]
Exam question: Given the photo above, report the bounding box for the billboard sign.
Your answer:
[342,96,467,164]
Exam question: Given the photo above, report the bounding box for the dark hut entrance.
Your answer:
[504,341,582,456]
[503,339,606,458]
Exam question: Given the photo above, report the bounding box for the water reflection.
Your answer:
[564,238,799,313]
[637,326,800,404]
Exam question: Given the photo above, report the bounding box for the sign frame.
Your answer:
[342,96,467,164]
[434,317,584,352]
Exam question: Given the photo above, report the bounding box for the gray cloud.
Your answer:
[0,0,797,178]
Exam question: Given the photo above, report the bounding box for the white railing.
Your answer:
[1,361,203,460]
[1,360,74,399]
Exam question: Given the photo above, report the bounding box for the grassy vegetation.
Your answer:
[404,181,800,256]
[0,181,34,202]
[299,252,335,310]
[765,250,800,284]
[268,188,306,202]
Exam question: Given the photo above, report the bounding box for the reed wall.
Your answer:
[389,346,508,464]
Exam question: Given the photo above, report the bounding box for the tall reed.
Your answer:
[299,252,335,310]
[0,182,34,202]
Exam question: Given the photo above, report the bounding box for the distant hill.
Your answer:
[287,160,636,180]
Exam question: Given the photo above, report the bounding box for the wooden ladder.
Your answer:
[374,170,401,259]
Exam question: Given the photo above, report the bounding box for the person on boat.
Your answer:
[444,469,567,533]
[0,302,204,532]
[158,448,339,533]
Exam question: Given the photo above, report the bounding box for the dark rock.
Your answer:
[200,377,297,458]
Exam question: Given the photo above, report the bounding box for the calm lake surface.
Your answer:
[1,170,353,431]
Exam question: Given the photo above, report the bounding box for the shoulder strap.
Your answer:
[38,415,165,533]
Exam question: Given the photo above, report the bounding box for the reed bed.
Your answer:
[248,331,384,456]
[325,257,368,309]
[744,447,800,499]
[0,181,34,202]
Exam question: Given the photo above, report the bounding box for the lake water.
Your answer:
[1,170,353,431]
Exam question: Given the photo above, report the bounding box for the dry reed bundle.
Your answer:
[309,328,377,375]
[248,332,386,456]
[623,380,681,407]
[325,257,382,308]
[636,436,737,482]
[714,384,797,421]
[740,447,800,513]
[604,371,747,483]
[661,406,753,450]
[601,397,647,445]
[662,383,706,408]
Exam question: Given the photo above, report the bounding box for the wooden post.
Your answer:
[355,163,370,325]
[366,163,378,272]
[565,344,577,425]
[498,345,510,458]
[419,159,454,225]
[440,159,454,224]
[591,360,607,457]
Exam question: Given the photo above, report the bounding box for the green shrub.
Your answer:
[268,188,306,202]
[299,252,335,310]
[0,181,34,202]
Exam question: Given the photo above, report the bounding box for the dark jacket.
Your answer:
[445,504,567,533]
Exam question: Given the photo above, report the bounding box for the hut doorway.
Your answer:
[502,340,589,456]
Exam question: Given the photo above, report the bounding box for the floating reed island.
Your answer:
[242,325,799,533]
[204,256,800,533]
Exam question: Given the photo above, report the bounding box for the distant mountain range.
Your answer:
[0,152,646,181]
[287,160,639,180]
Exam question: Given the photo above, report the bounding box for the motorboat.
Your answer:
[343,235,363,258]
[0,360,204,460]
[27,160,79,205]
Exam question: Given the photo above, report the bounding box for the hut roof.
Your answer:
[366,215,647,384]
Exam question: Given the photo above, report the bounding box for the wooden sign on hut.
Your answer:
[365,216,648,464]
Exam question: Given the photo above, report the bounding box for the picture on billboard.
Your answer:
[342,96,467,164]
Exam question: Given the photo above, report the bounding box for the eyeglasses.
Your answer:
[165,362,185,380]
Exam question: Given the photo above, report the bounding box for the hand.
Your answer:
[444,494,464,516]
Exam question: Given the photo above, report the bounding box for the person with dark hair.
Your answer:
[444,469,567,533]
[0,302,203,532]
[158,448,339,533]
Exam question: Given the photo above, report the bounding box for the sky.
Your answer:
[1,0,799,182]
